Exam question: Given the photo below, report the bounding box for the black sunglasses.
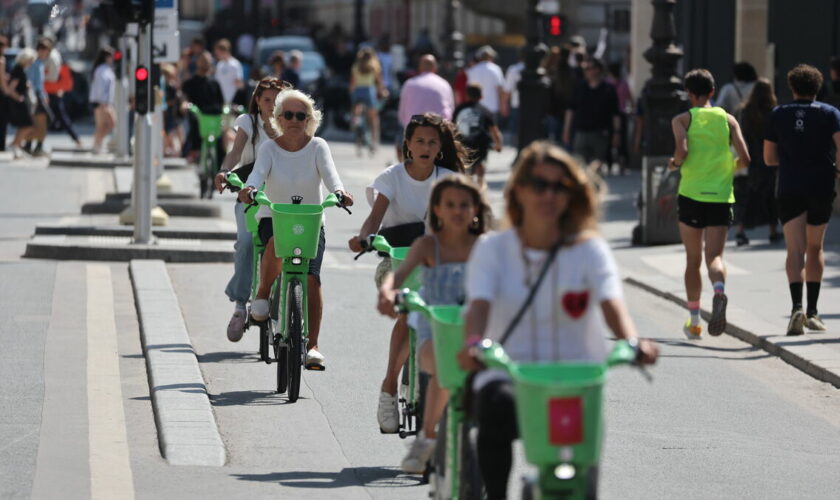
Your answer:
[523,176,572,194]
[282,111,309,121]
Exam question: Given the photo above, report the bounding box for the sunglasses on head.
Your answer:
[281,111,309,121]
[410,113,441,124]
[523,176,573,194]
[258,79,287,89]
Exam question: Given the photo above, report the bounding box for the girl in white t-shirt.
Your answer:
[215,77,288,343]
[347,113,467,433]
[458,141,658,499]
[239,88,354,369]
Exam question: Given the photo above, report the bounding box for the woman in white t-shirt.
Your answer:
[347,113,468,433]
[89,48,116,154]
[239,88,354,369]
[215,77,288,342]
[458,141,658,499]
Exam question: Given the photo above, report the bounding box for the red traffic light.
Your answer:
[550,16,563,36]
[135,66,149,81]
[114,50,123,61]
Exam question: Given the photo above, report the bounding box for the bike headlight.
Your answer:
[291,257,302,266]
[554,464,576,480]
[293,247,302,256]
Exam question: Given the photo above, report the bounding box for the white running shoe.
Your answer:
[377,392,399,434]
[306,349,326,369]
[250,299,269,321]
[401,432,436,474]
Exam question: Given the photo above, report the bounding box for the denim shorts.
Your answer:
[352,86,377,108]
[258,218,326,278]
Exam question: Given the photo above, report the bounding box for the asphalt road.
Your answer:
[2,139,840,499]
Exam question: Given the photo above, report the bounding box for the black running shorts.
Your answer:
[776,194,835,225]
[677,195,733,228]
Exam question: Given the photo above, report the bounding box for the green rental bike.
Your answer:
[225,172,349,402]
[189,104,242,199]
[399,290,482,500]
[475,338,648,500]
[356,235,426,439]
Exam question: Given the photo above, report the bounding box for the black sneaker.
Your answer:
[735,232,749,247]
[708,293,728,336]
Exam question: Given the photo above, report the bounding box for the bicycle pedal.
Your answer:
[304,363,326,371]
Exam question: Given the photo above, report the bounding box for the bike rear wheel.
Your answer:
[285,279,304,402]
[204,144,217,199]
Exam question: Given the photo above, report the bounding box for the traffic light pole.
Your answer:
[115,36,130,158]
[132,21,155,245]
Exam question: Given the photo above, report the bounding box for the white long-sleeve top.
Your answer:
[246,136,344,221]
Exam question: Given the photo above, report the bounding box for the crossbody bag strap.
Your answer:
[498,241,562,346]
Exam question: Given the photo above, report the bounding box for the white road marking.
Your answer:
[87,264,135,499]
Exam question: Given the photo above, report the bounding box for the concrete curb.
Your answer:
[81,199,222,218]
[129,260,226,466]
[34,224,236,240]
[24,235,233,262]
[49,154,190,170]
[625,274,840,389]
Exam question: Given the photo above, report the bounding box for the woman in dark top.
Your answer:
[734,78,781,245]
[8,49,37,158]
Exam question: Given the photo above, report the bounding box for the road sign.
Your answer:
[152,0,179,63]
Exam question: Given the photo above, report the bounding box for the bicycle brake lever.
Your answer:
[341,206,352,215]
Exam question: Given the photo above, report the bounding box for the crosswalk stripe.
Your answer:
[86,264,135,499]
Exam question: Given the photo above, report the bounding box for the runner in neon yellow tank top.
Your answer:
[669,69,750,340]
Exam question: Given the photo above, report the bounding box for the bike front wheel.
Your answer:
[285,279,304,402]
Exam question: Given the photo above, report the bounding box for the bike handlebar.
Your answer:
[353,233,392,260]
[224,172,351,214]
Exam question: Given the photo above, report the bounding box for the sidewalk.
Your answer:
[600,172,840,388]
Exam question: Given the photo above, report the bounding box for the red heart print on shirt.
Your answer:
[562,291,589,319]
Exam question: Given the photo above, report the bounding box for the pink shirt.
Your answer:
[398,71,455,126]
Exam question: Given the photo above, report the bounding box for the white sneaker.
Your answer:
[401,432,436,474]
[250,299,269,321]
[305,348,325,369]
[377,391,399,434]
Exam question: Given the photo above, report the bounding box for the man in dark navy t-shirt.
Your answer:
[765,64,840,335]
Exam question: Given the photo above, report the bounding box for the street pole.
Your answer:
[516,0,550,151]
[642,0,687,157]
[637,0,688,245]
[442,0,465,82]
[132,20,155,245]
[354,0,366,47]
[115,36,130,158]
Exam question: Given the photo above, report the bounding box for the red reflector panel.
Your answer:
[548,397,583,445]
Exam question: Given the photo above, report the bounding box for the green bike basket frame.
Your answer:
[403,292,467,390]
[269,203,324,259]
[189,104,223,142]
[480,341,636,469]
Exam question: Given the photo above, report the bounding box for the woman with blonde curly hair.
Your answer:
[239,88,355,369]
[458,141,658,499]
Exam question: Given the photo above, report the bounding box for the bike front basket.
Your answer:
[510,362,607,468]
[270,203,324,259]
[427,305,467,390]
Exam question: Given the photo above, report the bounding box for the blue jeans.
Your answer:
[224,202,254,304]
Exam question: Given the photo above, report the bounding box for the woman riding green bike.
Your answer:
[377,174,492,473]
[458,141,658,499]
[215,77,289,342]
[239,88,354,370]
[348,113,467,434]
